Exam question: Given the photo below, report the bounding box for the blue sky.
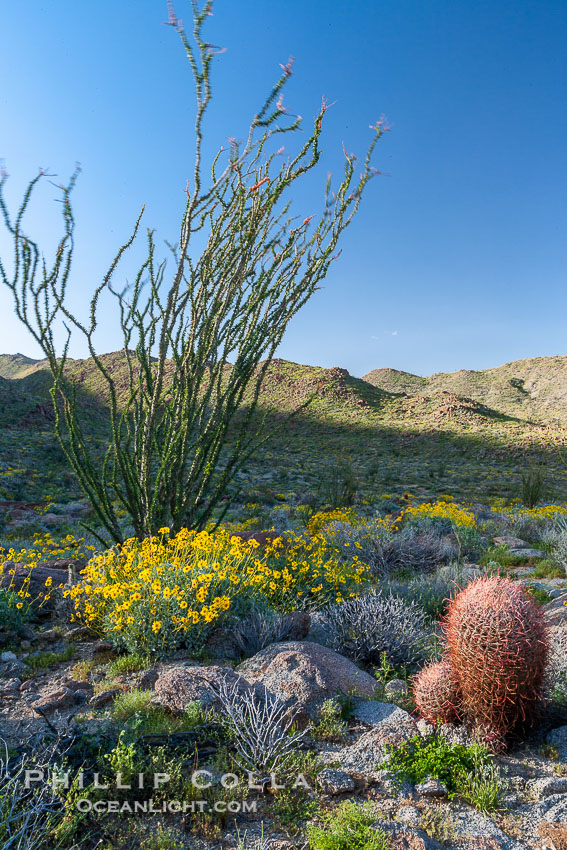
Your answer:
[1,0,565,377]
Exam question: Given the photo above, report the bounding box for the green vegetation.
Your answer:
[522,465,547,508]
[25,645,74,674]
[111,690,207,735]
[0,586,30,633]
[310,698,347,742]
[382,734,506,811]
[107,653,150,676]
[307,801,390,850]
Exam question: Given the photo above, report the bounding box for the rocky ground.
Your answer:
[1,531,567,850]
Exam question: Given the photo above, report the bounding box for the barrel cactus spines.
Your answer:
[444,575,548,741]
[413,659,461,724]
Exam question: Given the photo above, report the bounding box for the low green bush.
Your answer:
[310,699,346,742]
[382,734,488,792]
[0,586,30,634]
[111,690,208,736]
[382,734,505,812]
[25,645,74,674]
[307,801,389,849]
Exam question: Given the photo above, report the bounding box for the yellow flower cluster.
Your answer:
[306,508,360,535]
[399,501,477,529]
[0,533,94,615]
[505,504,566,522]
[0,533,97,570]
[66,525,369,656]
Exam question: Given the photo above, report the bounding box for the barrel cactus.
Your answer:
[413,659,461,724]
[444,575,548,740]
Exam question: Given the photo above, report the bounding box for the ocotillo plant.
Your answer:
[0,1,385,545]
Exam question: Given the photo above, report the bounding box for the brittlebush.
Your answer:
[65,527,370,656]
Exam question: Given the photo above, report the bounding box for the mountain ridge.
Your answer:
[0,352,566,426]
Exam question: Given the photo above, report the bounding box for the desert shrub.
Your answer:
[111,691,207,736]
[25,646,74,674]
[455,756,508,813]
[375,528,457,577]
[539,514,567,573]
[521,465,546,508]
[382,733,488,792]
[383,573,456,619]
[0,738,63,850]
[231,607,302,658]
[317,461,359,509]
[310,699,346,742]
[307,800,389,850]
[108,653,149,676]
[382,734,504,811]
[401,501,476,529]
[479,545,523,568]
[1,2,384,546]
[212,676,306,779]
[0,586,31,634]
[247,530,372,611]
[498,504,567,541]
[403,514,453,536]
[66,527,370,656]
[320,590,433,668]
[306,508,361,536]
[326,518,456,578]
[531,560,565,579]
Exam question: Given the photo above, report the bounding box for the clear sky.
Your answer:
[1,0,566,378]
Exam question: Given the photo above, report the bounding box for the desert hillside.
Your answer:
[363,355,567,425]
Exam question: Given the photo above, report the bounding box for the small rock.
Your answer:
[546,725,567,762]
[63,679,93,693]
[522,581,563,599]
[17,625,37,641]
[353,699,409,726]
[0,678,21,696]
[450,807,531,850]
[528,776,567,798]
[378,821,444,849]
[438,722,474,746]
[154,665,264,714]
[396,806,422,827]
[72,689,91,704]
[1,651,17,662]
[89,688,121,708]
[20,640,31,650]
[416,718,434,737]
[19,679,37,693]
[538,822,567,850]
[0,659,26,678]
[493,536,529,548]
[385,679,409,699]
[317,768,355,795]
[32,686,75,712]
[92,640,113,653]
[415,776,448,798]
[508,547,545,559]
[544,593,567,625]
[334,704,416,777]
[62,626,90,641]
[40,629,59,642]
[136,668,159,690]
